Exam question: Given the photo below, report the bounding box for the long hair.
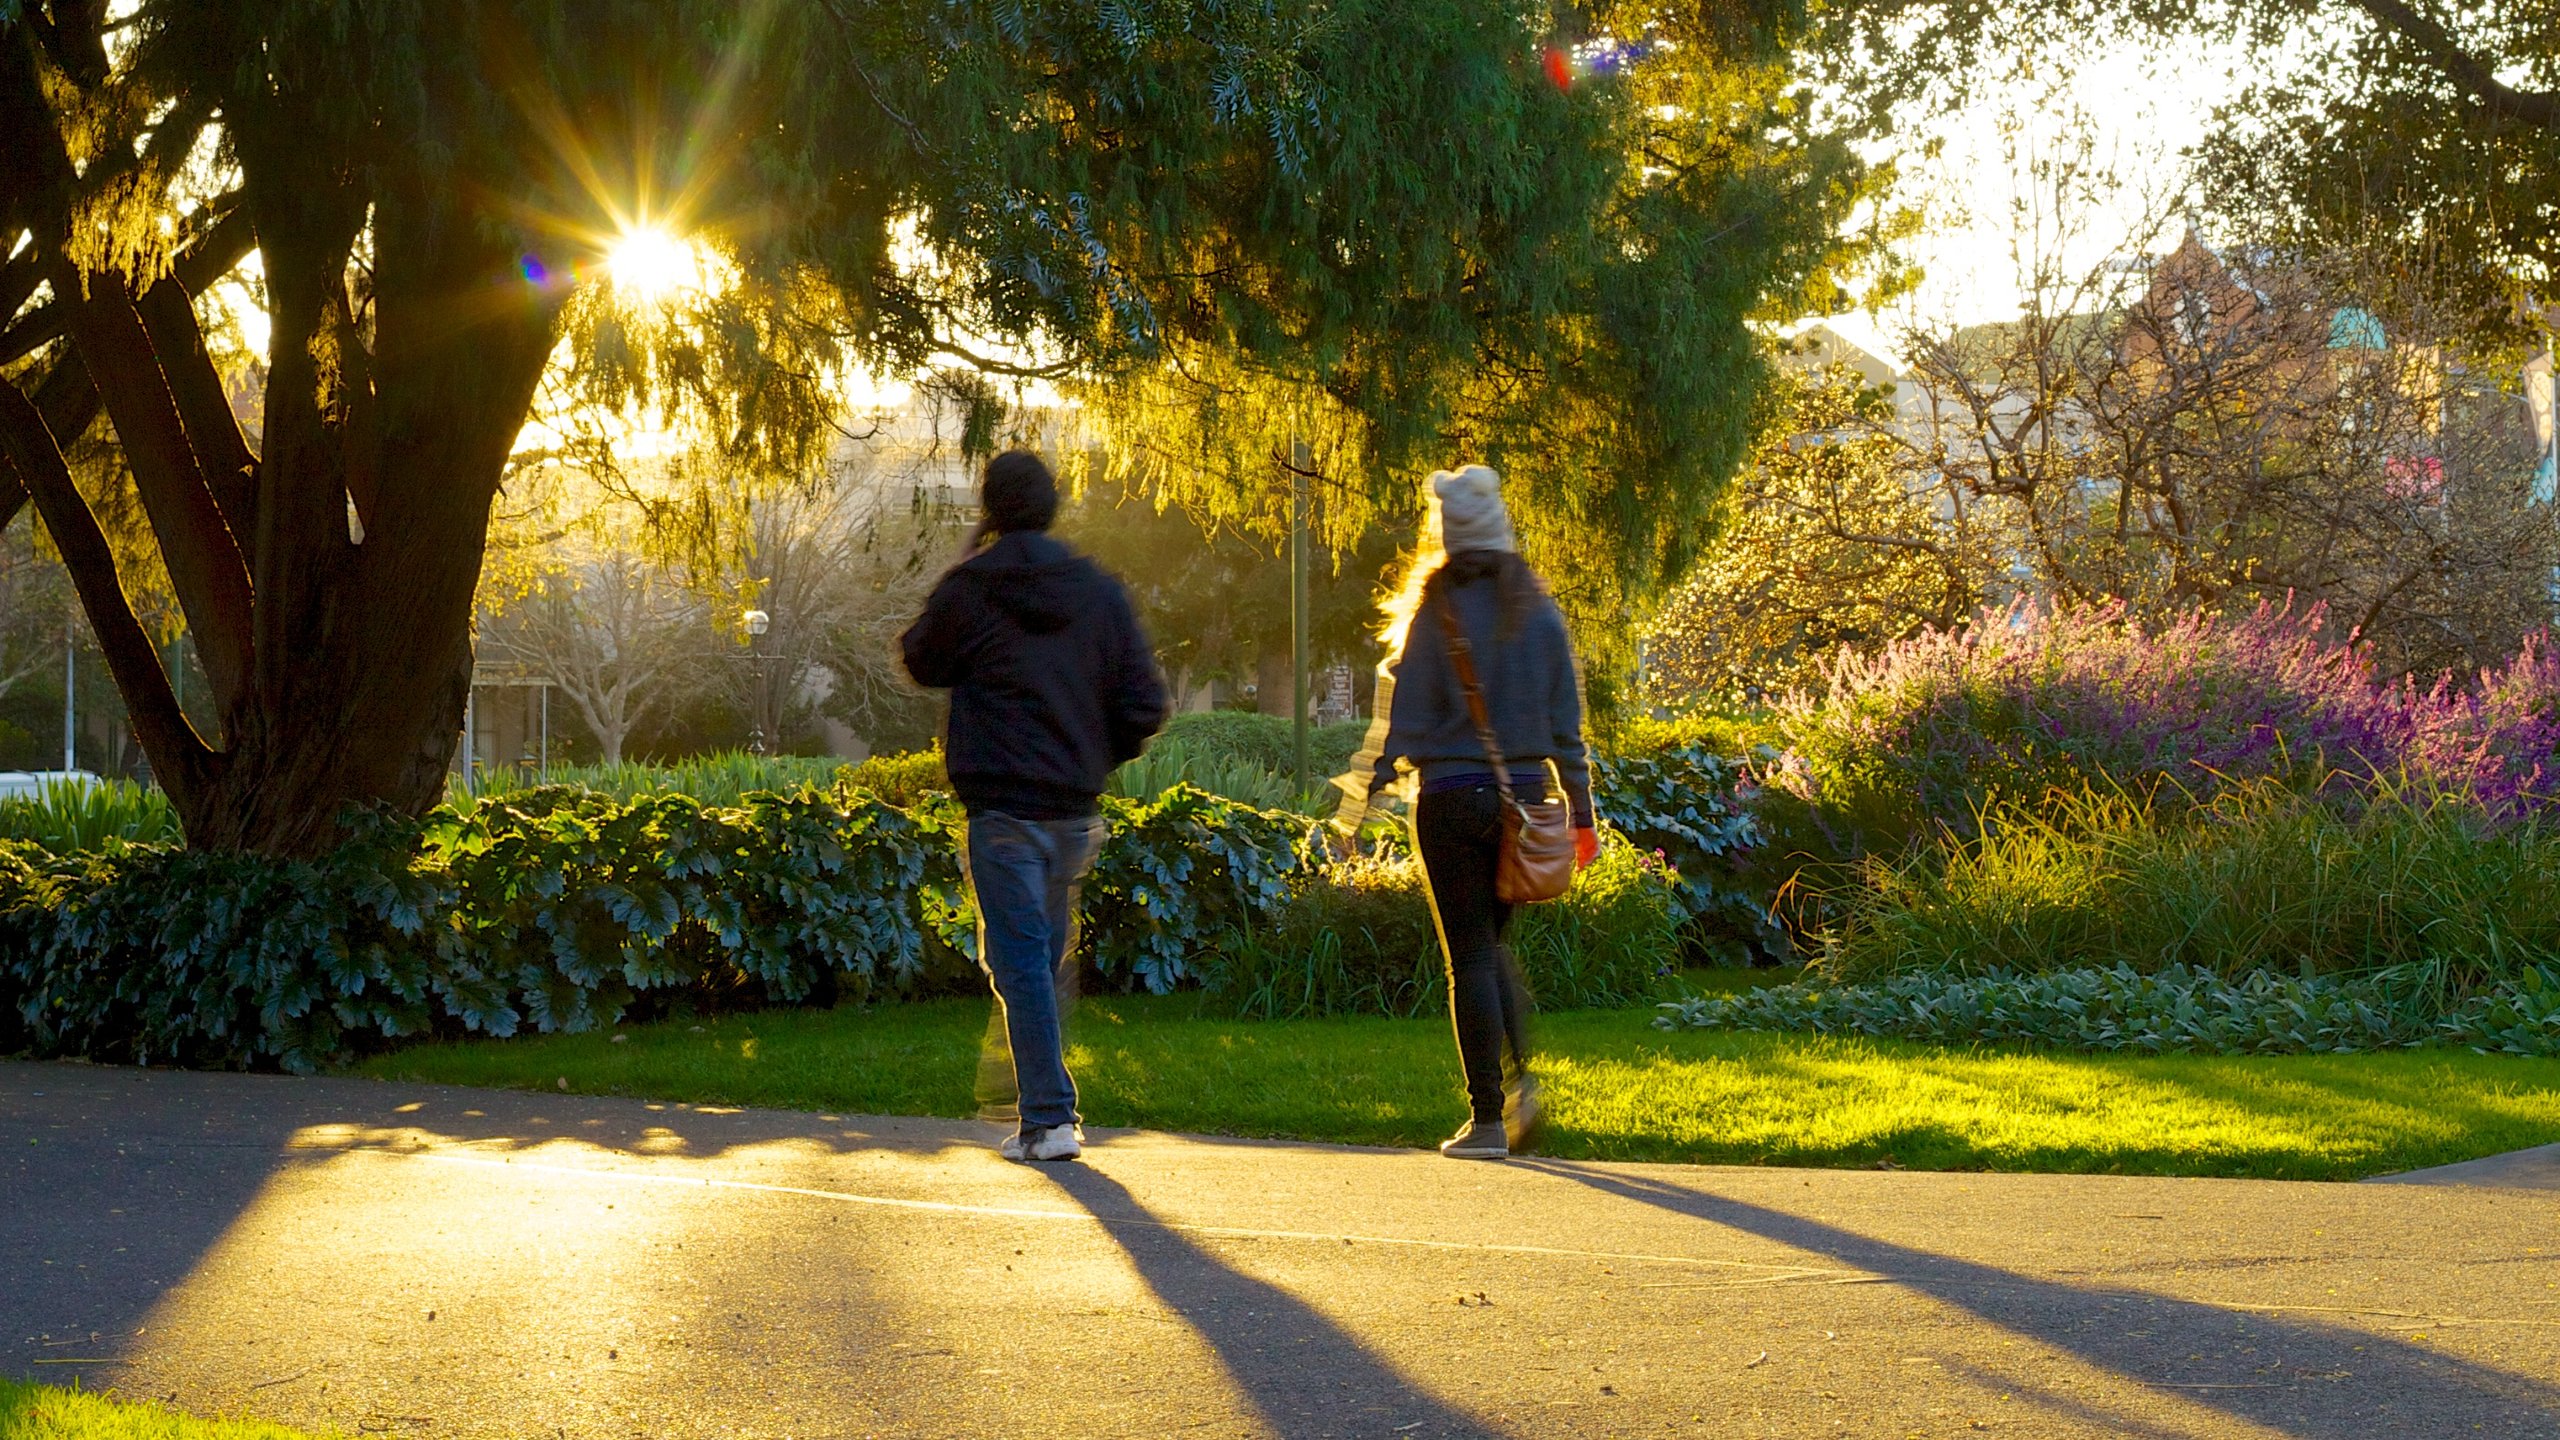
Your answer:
[1378,544,1546,660]
[1425,551,1543,639]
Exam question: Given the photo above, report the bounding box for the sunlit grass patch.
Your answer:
[349,985,2560,1181]
[0,1382,326,1440]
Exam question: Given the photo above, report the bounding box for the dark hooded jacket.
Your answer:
[899,531,1168,818]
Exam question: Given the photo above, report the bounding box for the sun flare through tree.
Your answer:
[0,0,1885,853]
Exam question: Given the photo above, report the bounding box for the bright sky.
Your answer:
[1813,35,2258,363]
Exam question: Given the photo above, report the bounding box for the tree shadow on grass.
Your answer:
[1515,1158,2560,1437]
[1041,1164,1501,1440]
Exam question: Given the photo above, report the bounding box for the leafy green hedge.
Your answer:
[1656,963,2560,1056]
[0,784,1314,1072]
[1589,743,1782,963]
[0,778,185,853]
[0,731,1739,1071]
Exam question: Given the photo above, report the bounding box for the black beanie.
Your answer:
[981,450,1059,534]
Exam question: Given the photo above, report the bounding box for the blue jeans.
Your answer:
[964,810,1106,1130]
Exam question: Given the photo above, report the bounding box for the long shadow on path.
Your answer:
[1043,1165,1501,1440]
[1518,1160,2560,1438]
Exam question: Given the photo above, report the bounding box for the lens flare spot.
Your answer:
[606,227,696,301]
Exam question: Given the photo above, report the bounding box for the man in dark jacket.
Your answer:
[900,450,1167,1162]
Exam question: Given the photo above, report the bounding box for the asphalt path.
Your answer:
[4,1061,2556,1439]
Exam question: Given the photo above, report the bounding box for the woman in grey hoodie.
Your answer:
[1362,466,1597,1159]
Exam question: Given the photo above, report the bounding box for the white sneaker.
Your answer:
[999,1123,1084,1162]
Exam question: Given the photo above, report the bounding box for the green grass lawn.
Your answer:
[347,983,2560,1182]
[0,1383,322,1440]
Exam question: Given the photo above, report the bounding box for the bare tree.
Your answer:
[1660,93,2555,704]
[1893,229,2554,677]
[0,512,70,704]
[698,455,946,754]
[482,537,700,765]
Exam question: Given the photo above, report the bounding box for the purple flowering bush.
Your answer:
[1759,600,2560,871]
[1727,602,2560,992]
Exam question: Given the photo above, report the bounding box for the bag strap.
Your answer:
[1433,591,1521,816]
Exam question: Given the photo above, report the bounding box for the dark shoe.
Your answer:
[1438,1119,1508,1160]
[1505,1074,1545,1154]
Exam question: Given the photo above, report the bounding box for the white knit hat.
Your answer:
[1429,465,1515,554]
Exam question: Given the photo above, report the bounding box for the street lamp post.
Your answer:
[743,609,772,756]
[61,614,74,772]
[1289,439,1311,800]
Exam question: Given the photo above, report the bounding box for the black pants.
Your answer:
[1415,785,1534,1123]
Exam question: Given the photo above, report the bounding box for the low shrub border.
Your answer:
[0,784,1324,1072]
[1657,962,2560,1056]
[0,778,1686,1072]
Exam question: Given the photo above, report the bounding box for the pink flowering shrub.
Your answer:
[1759,600,2560,869]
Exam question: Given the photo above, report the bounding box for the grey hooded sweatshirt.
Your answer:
[1368,555,1593,826]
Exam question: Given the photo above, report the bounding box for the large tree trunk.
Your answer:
[0,33,563,855]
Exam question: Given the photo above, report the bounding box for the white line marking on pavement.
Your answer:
[369,1147,1862,1279]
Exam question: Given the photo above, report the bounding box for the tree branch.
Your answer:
[2347,0,2560,131]
[0,379,215,803]
[0,253,39,332]
[0,341,103,527]
[0,289,65,367]
[2,200,253,368]
[328,277,380,535]
[137,272,259,534]
[48,256,258,715]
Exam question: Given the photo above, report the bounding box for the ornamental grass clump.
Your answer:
[1825,780,2560,989]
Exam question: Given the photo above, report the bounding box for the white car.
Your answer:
[0,770,106,801]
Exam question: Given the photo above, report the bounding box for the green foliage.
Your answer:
[1821,783,2560,993]
[1511,834,1685,1007]
[0,1378,330,1440]
[454,754,845,810]
[1160,712,1368,776]
[1108,738,1312,813]
[1104,716,1367,813]
[14,0,1888,855]
[1597,708,1779,758]
[0,779,183,853]
[1060,479,1402,690]
[836,746,950,809]
[1644,368,1993,704]
[0,785,1311,1071]
[0,818,455,1073]
[1082,786,1316,993]
[1659,962,2560,1058]
[1833,2,2556,339]
[1216,832,1680,1019]
[1589,743,1786,964]
[1219,855,1442,1019]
